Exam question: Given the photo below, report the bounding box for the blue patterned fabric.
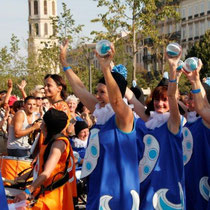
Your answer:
[136,118,185,210]
[85,115,142,210]
[184,118,210,210]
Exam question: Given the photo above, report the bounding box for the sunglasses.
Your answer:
[36,97,44,100]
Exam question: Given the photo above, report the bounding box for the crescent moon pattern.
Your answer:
[81,128,100,179]
[153,182,184,210]
[99,195,112,210]
[99,190,139,210]
[139,134,160,183]
[199,176,210,201]
[131,190,140,210]
[182,127,193,165]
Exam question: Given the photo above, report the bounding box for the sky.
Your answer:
[0,0,105,53]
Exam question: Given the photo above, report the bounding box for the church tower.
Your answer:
[28,0,58,58]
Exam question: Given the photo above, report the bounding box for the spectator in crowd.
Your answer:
[7,96,41,157]
[70,120,89,166]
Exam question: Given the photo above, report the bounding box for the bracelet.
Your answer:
[191,88,201,94]
[169,79,177,83]
[24,188,31,195]
[77,157,81,164]
[63,66,72,72]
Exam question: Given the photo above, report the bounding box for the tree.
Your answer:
[185,30,210,79]
[91,0,180,85]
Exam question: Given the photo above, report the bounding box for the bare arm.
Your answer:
[166,53,181,134]
[4,79,13,105]
[14,111,41,138]
[14,140,66,202]
[96,45,133,132]
[125,87,149,122]
[182,60,210,126]
[17,80,27,99]
[60,39,98,113]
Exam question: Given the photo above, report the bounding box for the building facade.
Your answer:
[28,0,58,59]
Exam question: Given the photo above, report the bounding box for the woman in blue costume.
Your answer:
[181,60,210,210]
[60,40,141,209]
[126,52,185,210]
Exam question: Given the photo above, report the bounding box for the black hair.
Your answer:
[24,96,36,103]
[98,72,127,97]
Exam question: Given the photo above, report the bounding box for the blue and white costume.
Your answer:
[183,116,210,210]
[81,110,142,210]
[136,112,185,210]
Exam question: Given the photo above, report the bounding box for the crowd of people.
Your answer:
[0,40,209,210]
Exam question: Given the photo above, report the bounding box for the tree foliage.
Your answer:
[185,30,210,79]
[91,0,180,86]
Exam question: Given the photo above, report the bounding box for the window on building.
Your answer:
[194,22,199,37]
[168,24,173,34]
[29,24,32,35]
[182,26,186,39]
[29,1,31,16]
[44,1,47,15]
[208,1,210,13]
[200,21,205,35]
[188,6,193,18]
[136,53,139,63]
[200,2,204,14]
[194,4,199,16]
[34,0,38,15]
[44,23,48,35]
[188,24,193,38]
[182,8,186,18]
[52,1,56,15]
[35,23,39,36]
[208,19,210,29]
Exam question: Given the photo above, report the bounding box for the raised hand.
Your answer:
[182,59,202,84]
[95,43,115,72]
[17,80,27,90]
[7,79,13,89]
[60,39,69,66]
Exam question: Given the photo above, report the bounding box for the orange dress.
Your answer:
[38,100,77,197]
[31,136,74,210]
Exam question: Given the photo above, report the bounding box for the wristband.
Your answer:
[63,66,72,72]
[24,188,31,195]
[191,88,201,94]
[169,79,177,83]
[77,157,81,164]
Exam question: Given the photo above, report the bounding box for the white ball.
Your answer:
[166,43,181,57]
[184,57,199,72]
[96,40,111,57]
[176,60,184,71]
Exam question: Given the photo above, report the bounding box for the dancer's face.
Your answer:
[96,83,109,108]
[153,96,169,114]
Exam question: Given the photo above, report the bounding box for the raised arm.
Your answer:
[60,39,98,113]
[4,79,13,105]
[96,45,133,132]
[166,53,181,134]
[125,87,149,122]
[182,60,210,126]
[17,80,27,99]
